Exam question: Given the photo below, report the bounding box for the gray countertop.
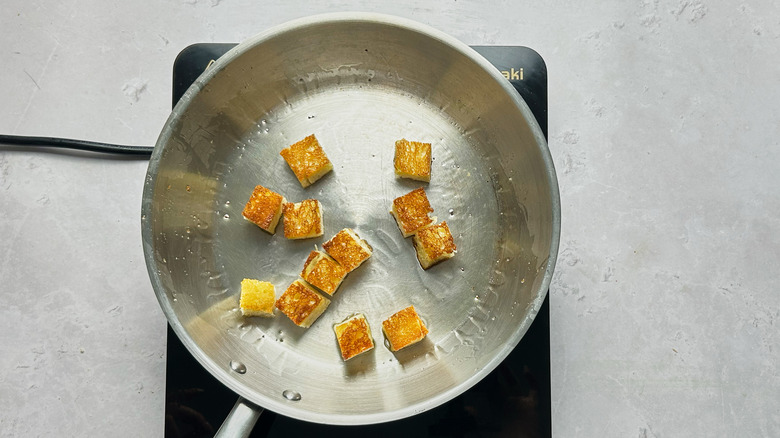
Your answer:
[1,1,778,436]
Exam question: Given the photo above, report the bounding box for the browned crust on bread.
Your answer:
[381,305,428,351]
[391,187,435,237]
[334,314,374,360]
[242,185,284,233]
[413,221,457,269]
[394,139,432,182]
[322,228,372,272]
[283,199,323,239]
[300,251,347,296]
[275,280,329,327]
[279,135,333,187]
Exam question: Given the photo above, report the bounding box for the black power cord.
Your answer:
[0,134,154,156]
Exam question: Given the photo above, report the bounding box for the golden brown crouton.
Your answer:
[394,139,432,182]
[275,280,330,328]
[322,228,373,273]
[413,221,457,269]
[381,306,428,352]
[390,187,436,238]
[333,314,375,360]
[283,199,324,239]
[242,185,285,233]
[280,134,333,187]
[300,250,348,296]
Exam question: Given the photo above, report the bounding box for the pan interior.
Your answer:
[143,15,555,425]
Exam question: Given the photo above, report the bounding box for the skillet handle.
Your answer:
[214,397,264,438]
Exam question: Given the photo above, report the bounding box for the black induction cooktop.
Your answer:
[165,43,550,438]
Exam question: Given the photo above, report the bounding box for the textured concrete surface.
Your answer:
[1,1,778,436]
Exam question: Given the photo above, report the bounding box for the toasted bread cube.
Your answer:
[239,279,276,317]
[283,199,324,239]
[322,228,373,273]
[390,187,436,238]
[301,250,348,296]
[382,306,428,352]
[334,314,375,360]
[280,134,333,187]
[394,139,432,182]
[242,185,285,233]
[413,221,457,269]
[275,280,330,328]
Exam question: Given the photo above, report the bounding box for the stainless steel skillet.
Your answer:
[142,12,559,432]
